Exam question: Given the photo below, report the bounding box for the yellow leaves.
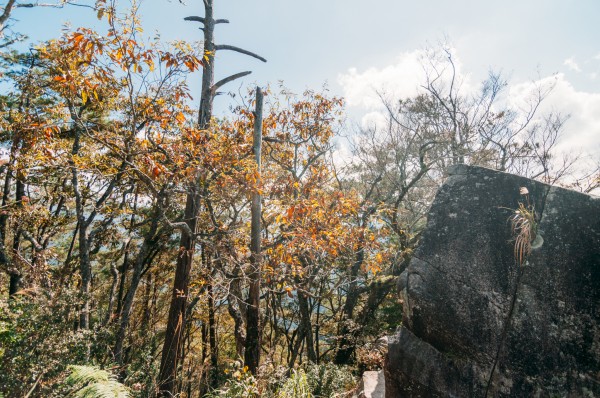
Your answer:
[71,154,84,167]
[81,90,88,104]
[145,58,155,72]
[368,263,382,275]
[203,50,214,63]
[175,112,186,124]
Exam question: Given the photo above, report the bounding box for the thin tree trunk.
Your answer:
[334,238,365,365]
[158,2,215,394]
[207,280,218,388]
[244,87,263,374]
[1,150,15,296]
[115,240,130,317]
[114,215,159,364]
[288,326,305,369]
[141,272,153,334]
[104,262,119,326]
[298,292,317,363]
[8,177,24,295]
[158,190,199,395]
[159,0,265,392]
[116,191,138,318]
[226,280,246,358]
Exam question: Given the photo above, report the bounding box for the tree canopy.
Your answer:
[0,1,597,397]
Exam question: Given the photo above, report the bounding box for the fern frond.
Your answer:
[65,365,130,398]
[66,365,111,385]
[75,381,130,398]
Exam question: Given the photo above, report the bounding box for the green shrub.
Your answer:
[204,361,259,398]
[277,369,312,398]
[0,292,91,396]
[206,363,356,398]
[303,364,356,398]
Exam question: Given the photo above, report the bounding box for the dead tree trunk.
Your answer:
[244,87,264,374]
[158,0,265,395]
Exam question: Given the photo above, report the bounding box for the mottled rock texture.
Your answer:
[385,165,600,397]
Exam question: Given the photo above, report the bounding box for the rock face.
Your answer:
[385,165,600,397]
[359,371,386,398]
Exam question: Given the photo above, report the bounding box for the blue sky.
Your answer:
[7,0,600,160]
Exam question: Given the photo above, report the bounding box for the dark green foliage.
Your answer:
[304,363,356,398]
[0,291,91,396]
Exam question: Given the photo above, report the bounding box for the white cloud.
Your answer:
[509,74,600,158]
[360,111,388,130]
[563,57,581,72]
[338,47,475,129]
[337,49,427,110]
[339,50,600,162]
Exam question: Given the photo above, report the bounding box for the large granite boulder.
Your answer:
[385,165,600,397]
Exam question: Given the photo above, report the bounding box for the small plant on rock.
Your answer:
[509,187,538,266]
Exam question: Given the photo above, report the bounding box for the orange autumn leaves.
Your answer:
[19,3,389,298]
[30,7,206,188]
[254,91,387,289]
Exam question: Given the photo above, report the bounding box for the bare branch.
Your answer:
[263,136,283,144]
[0,0,17,25]
[184,15,205,24]
[21,231,43,251]
[161,215,194,239]
[0,35,23,48]
[15,1,94,9]
[211,71,251,95]
[215,44,267,63]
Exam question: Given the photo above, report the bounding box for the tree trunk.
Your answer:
[115,240,130,318]
[114,215,159,364]
[298,292,317,363]
[226,260,246,358]
[207,281,218,387]
[197,1,215,129]
[244,87,263,374]
[77,222,92,330]
[334,238,365,364]
[104,261,119,326]
[0,156,13,296]
[158,0,265,392]
[158,2,215,394]
[158,190,199,395]
[8,177,24,295]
